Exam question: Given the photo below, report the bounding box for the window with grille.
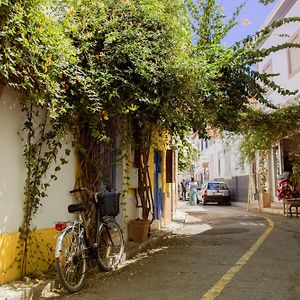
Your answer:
[287,31,300,77]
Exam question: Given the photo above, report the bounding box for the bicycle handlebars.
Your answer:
[70,188,82,194]
[70,185,112,195]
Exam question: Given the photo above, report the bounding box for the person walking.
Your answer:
[188,176,198,205]
[181,179,187,201]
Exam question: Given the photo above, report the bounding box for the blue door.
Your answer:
[154,150,162,219]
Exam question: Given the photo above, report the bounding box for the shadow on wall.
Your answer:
[0,231,20,284]
[0,229,57,284]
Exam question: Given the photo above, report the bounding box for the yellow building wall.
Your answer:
[0,228,57,285]
[149,129,174,225]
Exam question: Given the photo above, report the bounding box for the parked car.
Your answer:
[197,181,231,205]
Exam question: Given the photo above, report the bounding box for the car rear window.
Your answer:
[207,183,228,190]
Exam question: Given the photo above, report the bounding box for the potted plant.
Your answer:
[262,191,271,208]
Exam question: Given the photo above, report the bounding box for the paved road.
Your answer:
[52,202,300,300]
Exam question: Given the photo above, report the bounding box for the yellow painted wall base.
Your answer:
[0,228,57,285]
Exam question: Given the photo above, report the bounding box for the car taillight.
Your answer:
[55,222,67,231]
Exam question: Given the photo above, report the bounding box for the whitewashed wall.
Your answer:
[0,86,75,233]
[258,0,300,106]
[203,137,246,180]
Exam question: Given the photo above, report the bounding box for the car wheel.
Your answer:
[227,201,231,206]
[202,199,207,205]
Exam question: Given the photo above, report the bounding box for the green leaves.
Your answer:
[2,0,299,276]
[1,0,299,141]
[259,0,276,4]
[0,0,76,117]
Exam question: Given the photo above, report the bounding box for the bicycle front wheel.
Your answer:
[96,220,124,271]
[55,225,87,292]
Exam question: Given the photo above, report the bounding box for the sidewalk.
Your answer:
[232,200,284,215]
[0,206,192,300]
[0,229,177,300]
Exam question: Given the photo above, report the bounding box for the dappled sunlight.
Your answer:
[21,228,57,277]
[120,247,169,269]
[0,232,19,284]
[0,228,57,284]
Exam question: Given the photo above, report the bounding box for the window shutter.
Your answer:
[166,150,173,183]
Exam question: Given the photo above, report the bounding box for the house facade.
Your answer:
[255,0,300,205]
[0,85,176,284]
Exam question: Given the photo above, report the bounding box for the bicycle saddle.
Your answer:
[68,203,86,213]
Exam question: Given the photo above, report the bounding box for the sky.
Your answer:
[219,0,280,46]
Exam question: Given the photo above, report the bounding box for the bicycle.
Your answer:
[54,186,125,292]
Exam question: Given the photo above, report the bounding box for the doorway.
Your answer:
[154,150,162,220]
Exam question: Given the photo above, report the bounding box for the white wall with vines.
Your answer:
[0,86,75,233]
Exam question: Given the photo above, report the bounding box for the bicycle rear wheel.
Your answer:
[96,220,124,271]
[55,225,87,292]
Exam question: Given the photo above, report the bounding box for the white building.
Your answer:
[256,0,300,204]
[192,134,249,202]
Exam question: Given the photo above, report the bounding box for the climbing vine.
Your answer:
[18,101,70,276]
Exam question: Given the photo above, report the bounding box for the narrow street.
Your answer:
[51,202,300,300]
[2,1,300,298]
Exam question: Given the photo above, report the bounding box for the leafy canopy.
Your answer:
[1,0,300,142]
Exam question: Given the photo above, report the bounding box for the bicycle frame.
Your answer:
[55,186,124,292]
[55,187,112,257]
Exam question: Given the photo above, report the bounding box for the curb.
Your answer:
[0,285,33,300]
[231,201,284,215]
[125,230,171,260]
[231,201,248,208]
[0,279,58,300]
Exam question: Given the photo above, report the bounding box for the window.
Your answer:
[261,60,273,95]
[287,31,300,77]
[207,182,228,190]
[262,60,273,74]
[166,150,174,183]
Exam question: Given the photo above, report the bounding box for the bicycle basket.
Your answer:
[98,192,120,217]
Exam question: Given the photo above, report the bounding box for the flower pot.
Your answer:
[129,219,151,243]
[262,192,271,208]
